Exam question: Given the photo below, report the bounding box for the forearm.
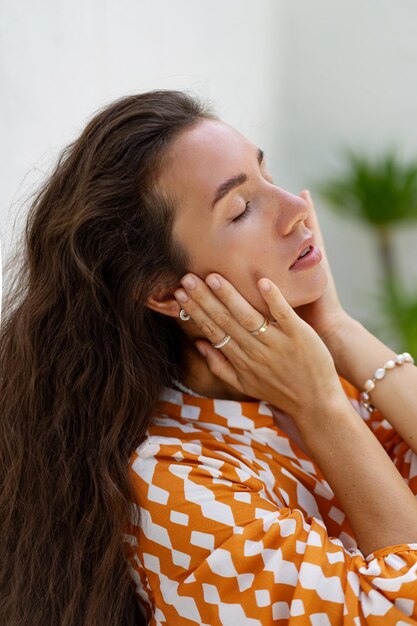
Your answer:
[297,396,417,557]
[325,316,417,454]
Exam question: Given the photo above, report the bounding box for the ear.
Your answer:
[146,284,182,319]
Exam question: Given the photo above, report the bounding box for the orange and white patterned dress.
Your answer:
[122,376,417,625]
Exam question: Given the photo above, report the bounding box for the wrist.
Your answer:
[295,374,353,427]
[320,312,359,344]
[296,388,359,442]
[320,314,361,366]
[324,316,398,388]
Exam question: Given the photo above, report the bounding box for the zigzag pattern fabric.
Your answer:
[122,376,417,625]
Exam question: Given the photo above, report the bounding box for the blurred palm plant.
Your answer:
[381,276,417,352]
[317,149,417,354]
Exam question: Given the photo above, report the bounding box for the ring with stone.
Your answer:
[250,317,270,336]
[212,334,232,349]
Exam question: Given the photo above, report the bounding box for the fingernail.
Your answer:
[175,289,188,302]
[259,279,271,292]
[182,275,196,290]
[206,276,221,290]
[195,343,206,357]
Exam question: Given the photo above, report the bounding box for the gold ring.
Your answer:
[212,334,232,349]
[250,318,270,336]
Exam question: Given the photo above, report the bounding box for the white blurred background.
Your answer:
[1,0,417,339]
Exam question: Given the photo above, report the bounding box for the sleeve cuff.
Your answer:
[365,542,417,562]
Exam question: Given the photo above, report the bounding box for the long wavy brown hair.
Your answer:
[0,90,215,625]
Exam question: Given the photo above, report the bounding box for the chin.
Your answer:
[286,269,328,308]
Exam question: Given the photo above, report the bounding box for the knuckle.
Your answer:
[213,311,231,329]
[238,312,259,329]
[234,355,249,372]
[246,348,268,365]
[192,284,206,298]
[255,351,268,366]
[274,308,291,322]
[183,300,197,314]
[200,320,217,337]
[244,347,257,361]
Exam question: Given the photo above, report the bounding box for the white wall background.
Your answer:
[1,0,417,344]
[0,0,285,275]
[279,0,417,338]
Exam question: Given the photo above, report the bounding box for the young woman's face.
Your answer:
[159,119,327,315]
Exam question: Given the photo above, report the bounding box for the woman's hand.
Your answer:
[174,274,347,422]
[293,190,353,344]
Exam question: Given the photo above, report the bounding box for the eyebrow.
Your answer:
[210,148,264,210]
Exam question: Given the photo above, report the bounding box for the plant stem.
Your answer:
[376,226,397,296]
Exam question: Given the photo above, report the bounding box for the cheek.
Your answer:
[173,219,215,274]
[183,238,271,315]
[178,220,312,313]
[200,238,289,313]
[227,271,273,317]
[208,260,277,318]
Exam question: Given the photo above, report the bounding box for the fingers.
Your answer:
[257,279,300,333]
[174,279,257,358]
[175,272,300,353]
[194,340,244,392]
[205,274,270,334]
[175,274,267,348]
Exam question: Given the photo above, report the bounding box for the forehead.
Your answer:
[159,119,256,207]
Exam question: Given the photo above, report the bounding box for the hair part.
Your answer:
[0,90,216,625]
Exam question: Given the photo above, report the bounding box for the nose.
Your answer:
[273,188,309,236]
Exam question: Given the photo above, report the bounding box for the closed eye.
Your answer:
[232,202,253,223]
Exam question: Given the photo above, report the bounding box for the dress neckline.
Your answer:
[158,384,276,430]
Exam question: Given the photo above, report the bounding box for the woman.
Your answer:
[1,90,416,626]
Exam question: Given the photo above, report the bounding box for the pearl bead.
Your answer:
[374,367,386,380]
[361,352,414,407]
[361,400,375,412]
[364,379,375,392]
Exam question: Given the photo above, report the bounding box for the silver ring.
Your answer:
[250,317,270,336]
[212,334,231,349]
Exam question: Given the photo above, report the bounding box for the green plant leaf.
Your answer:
[317,149,417,227]
[376,276,417,356]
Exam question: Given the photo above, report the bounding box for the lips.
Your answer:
[289,235,315,269]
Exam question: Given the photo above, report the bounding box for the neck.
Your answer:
[180,342,257,402]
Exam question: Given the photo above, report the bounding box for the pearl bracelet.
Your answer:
[359,352,415,412]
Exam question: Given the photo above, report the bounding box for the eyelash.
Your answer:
[231,174,276,223]
[233,202,253,223]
